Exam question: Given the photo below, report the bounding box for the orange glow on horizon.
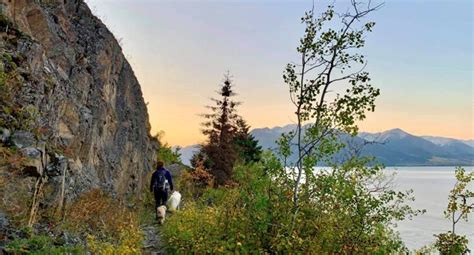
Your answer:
[147,103,473,147]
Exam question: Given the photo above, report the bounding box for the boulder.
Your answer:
[20,147,43,177]
[11,131,35,149]
[46,154,68,177]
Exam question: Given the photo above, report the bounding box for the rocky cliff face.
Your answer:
[0,0,158,208]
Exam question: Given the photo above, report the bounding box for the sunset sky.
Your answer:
[86,0,473,146]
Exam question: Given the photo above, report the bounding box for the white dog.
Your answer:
[167,191,182,212]
[156,205,167,224]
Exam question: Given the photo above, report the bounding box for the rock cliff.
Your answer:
[0,0,158,212]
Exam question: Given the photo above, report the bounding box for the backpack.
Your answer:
[153,171,168,192]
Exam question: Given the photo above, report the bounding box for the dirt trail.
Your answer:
[142,224,166,255]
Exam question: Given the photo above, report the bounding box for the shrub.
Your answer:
[414,244,437,255]
[178,159,214,200]
[155,131,181,165]
[63,189,143,253]
[162,163,279,253]
[86,217,142,255]
[163,162,292,253]
[161,201,221,253]
[434,232,469,255]
[162,156,414,253]
[63,189,132,234]
[434,167,473,255]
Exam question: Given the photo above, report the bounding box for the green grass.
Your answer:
[138,206,157,226]
[4,235,85,255]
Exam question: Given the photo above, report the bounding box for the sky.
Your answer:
[86,0,473,146]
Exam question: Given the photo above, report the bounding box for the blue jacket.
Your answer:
[150,167,173,192]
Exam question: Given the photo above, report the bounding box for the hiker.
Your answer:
[150,161,174,210]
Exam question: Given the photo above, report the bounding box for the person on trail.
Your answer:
[150,161,174,210]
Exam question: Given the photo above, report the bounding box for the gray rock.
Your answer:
[141,225,166,254]
[11,131,35,149]
[56,66,69,81]
[46,154,68,177]
[60,231,83,247]
[21,147,41,158]
[20,147,43,177]
[0,128,10,143]
[0,212,9,231]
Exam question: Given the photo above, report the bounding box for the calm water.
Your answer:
[389,166,474,250]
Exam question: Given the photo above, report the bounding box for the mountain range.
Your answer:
[180,125,473,166]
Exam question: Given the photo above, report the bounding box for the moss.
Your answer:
[44,75,56,94]
[2,52,17,70]
[0,68,6,89]
[3,52,12,63]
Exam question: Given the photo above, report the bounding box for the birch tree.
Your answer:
[281,0,382,213]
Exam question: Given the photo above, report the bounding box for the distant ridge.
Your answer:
[421,136,474,148]
[179,126,474,166]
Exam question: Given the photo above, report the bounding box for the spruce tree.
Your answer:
[233,118,262,164]
[198,74,263,185]
[200,74,240,186]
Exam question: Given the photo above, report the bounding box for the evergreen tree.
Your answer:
[200,74,240,186]
[233,118,262,164]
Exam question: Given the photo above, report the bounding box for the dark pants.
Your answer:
[154,189,168,208]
